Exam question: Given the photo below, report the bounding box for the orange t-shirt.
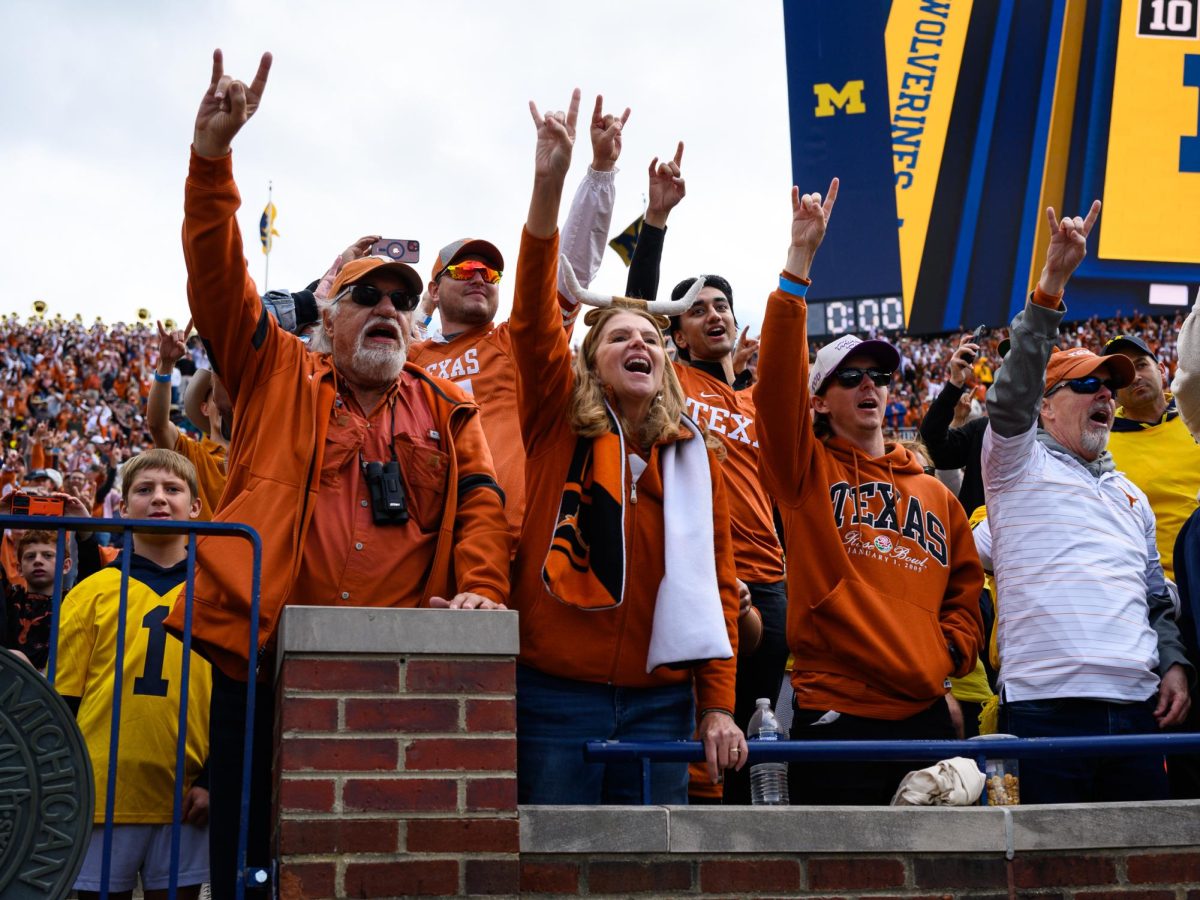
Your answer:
[173,433,228,521]
[673,361,784,583]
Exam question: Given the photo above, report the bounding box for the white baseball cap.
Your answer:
[810,334,901,395]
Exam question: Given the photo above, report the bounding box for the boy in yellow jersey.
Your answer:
[56,449,211,899]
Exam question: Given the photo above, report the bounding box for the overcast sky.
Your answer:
[0,1,797,335]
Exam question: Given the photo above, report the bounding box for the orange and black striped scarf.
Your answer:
[542,428,626,609]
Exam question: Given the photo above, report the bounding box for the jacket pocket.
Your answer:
[394,434,450,533]
[810,577,950,701]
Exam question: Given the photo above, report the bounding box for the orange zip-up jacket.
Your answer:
[163,151,511,681]
[673,362,784,583]
[509,228,739,714]
[754,280,984,720]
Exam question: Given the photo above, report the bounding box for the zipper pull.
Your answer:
[630,481,638,504]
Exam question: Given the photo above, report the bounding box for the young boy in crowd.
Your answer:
[56,448,212,899]
[1,529,69,671]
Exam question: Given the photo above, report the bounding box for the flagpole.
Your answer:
[264,181,273,292]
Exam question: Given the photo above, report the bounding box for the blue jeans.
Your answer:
[999,697,1169,803]
[517,665,694,805]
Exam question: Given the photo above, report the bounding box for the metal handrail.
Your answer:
[2,514,263,900]
[585,733,1200,804]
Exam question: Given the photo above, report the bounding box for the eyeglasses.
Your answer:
[830,368,893,389]
[334,283,420,312]
[1044,375,1119,398]
[438,260,502,285]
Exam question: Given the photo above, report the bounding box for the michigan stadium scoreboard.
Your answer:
[785,0,1200,336]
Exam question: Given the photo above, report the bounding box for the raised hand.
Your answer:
[529,88,581,182]
[787,177,839,280]
[1040,200,1101,295]
[193,48,273,159]
[732,326,759,377]
[155,318,191,372]
[646,142,686,227]
[342,235,381,265]
[589,94,630,172]
[948,337,979,388]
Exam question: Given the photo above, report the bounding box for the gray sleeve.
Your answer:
[986,297,1065,438]
[1149,588,1196,686]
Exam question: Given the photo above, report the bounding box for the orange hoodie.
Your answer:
[163,151,511,680]
[754,282,983,720]
[509,228,739,714]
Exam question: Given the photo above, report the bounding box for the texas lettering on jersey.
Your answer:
[424,348,481,384]
[829,480,948,570]
[683,396,758,447]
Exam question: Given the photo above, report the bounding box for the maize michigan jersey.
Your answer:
[56,554,211,823]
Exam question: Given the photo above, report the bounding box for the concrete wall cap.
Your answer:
[277,605,519,657]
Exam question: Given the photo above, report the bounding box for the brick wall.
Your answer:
[272,608,1200,899]
[274,607,519,899]
[517,850,1200,897]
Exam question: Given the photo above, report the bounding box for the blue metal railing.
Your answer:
[585,733,1200,805]
[3,514,263,900]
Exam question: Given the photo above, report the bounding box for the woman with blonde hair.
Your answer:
[509,90,744,804]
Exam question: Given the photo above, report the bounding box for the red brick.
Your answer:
[700,858,802,892]
[465,698,516,732]
[1128,852,1200,885]
[466,777,517,811]
[1077,892,1177,900]
[1013,855,1117,888]
[407,818,519,853]
[809,857,905,890]
[588,860,693,894]
[406,737,515,771]
[344,860,458,897]
[406,659,514,693]
[343,777,457,812]
[278,818,398,855]
[520,861,580,894]
[281,737,397,772]
[278,777,335,812]
[278,861,336,900]
[344,697,459,733]
[280,697,339,733]
[283,658,400,693]
[914,856,1008,888]
[465,858,520,895]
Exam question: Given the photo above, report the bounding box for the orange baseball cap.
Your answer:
[1043,346,1134,395]
[329,257,423,300]
[431,239,504,281]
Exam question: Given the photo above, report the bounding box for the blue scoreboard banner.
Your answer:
[783,0,1200,337]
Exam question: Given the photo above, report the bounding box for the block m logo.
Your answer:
[813,80,866,118]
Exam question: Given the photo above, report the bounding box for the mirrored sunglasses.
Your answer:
[1044,375,1119,397]
[440,260,502,285]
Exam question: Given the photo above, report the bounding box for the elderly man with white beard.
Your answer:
[983,200,1193,805]
[164,49,512,897]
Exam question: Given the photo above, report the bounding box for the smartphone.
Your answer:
[370,239,420,263]
[11,493,65,516]
[963,324,986,363]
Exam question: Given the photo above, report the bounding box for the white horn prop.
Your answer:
[559,255,615,308]
[645,275,706,316]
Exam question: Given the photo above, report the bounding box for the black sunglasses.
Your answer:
[831,367,893,389]
[335,283,420,312]
[1045,375,1119,397]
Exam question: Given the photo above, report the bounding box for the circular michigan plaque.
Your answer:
[0,651,94,899]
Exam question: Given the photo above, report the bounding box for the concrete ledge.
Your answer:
[277,606,519,656]
[520,806,669,853]
[520,800,1200,854]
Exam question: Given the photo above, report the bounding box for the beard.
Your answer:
[1079,422,1110,459]
[349,332,407,385]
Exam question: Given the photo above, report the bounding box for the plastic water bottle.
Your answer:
[748,697,789,805]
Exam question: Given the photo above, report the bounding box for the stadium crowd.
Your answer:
[3,49,1200,898]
